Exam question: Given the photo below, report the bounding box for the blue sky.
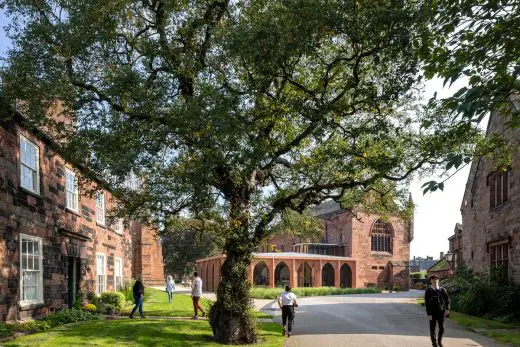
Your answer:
[0,12,473,260]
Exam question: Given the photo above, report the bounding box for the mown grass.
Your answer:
[3,319,284,347]
[250,286,380,299]
[121,288,211,317]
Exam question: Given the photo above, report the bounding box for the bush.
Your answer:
[8,320,52,333]
[442,265,520,323]
[104,304,116,315]
[86,291,99,305]
[99,291,126,313]
[0,323,12,339]
[43,308,98,327]
[82,303,97,313]
[413,283,427,290]
[118,279,136,302]
[72,291,86,310]
[250,286,380,299]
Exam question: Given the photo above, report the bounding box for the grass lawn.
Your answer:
[250,286,380,299]
[121,288,212,317]
[3,319,285,347]
[449,312,520,346]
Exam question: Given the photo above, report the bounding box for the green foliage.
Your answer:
[250,286,380,299]
[442,265,520,322]
[267,209,322,242]
[8,320,52,333]
[86,292,99,306]
[0,0,483,343]
[0,323,12,338]
[72,292,85,310]
[163,216,225,279]
[99,292,126,313]
[118,279,135,302]
[43,309,99,327]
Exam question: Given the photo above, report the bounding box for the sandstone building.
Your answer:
[197,200,414,291]
[0,105,164,321]
[460,103,520,283]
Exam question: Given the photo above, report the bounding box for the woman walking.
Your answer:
[129,275,146,319]
[166,275,176,304]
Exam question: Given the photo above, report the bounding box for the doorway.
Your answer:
[68,257,81,308]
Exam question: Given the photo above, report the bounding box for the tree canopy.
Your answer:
[0,0,478,343]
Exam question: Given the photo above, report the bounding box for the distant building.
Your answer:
[460,101,520,283]
[409,256,438,273]
[448,223,463,270]
[197,199,414,291]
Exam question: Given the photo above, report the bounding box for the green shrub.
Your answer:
[8,320,52,333]
[99,291,126,313]
[250,286,380,299]
[442,265,520,323]
[104,304,116,315]
[118,279,136,302]
[0,323,13,338]
[43,309,98,327]
[86,291,99,305]
[72,291,86,310]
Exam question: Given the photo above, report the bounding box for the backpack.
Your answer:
[429,288,445,312]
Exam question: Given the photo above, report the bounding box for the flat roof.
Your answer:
[196,252,355,262]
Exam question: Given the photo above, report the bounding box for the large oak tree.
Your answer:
[0,0,476,343]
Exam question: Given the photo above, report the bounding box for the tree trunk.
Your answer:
[209,192,257,344]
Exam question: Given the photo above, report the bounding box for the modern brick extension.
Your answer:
[0,106,164,321]
[197,200,414,291]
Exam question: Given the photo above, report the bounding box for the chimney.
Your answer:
[440,252,444,259]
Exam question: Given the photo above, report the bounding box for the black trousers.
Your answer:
[282,305,295,332]
[429,311,445,345]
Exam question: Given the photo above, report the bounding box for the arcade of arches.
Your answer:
[197,254,357,291]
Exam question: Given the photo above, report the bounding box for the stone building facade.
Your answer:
[197,200,414,291]
[460,104,520,283]
[0,107,164,321]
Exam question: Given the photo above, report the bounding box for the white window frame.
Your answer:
[96,252,106,295]
[19,234,44,306]
[65,168,79,212]
[114,257,123,291]
[19,135,40,195]
[113,219,124,235]
[96,193,106,226]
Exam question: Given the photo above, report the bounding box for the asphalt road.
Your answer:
[259,290,508,347]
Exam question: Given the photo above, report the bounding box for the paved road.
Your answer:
[259,290,508,347]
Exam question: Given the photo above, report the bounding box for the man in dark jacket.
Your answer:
[130,275,146,319]
[425,275,450,347]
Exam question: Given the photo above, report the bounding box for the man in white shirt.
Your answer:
[191,271,206,319]
[277,285,298,337]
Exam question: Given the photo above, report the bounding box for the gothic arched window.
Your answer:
[371,219,393,253]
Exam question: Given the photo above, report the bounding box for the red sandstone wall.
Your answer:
[0,119,140,321]
[139,226,164,286]
[460,110,520,283]
[349,213,411,288]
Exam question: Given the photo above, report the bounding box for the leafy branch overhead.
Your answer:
[0,0,487,342]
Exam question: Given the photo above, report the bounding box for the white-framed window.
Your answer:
[96,193,105,226]
[19,135,40,194]
[114,257,123,291]
[96,252,106,295]
[20,234,43,305]
[113,219,124,235]
[65,169,79,212]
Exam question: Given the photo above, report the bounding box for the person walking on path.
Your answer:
[191,271,206,319]
[130,275,146,319]
[425,275,450,347]
[278,285,298,337]
[166,275,176,304]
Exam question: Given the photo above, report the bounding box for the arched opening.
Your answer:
[253,262,269,286]
[371,219,393,253]
[322,263,335,287]
[340,263,353,288]
[298,262,312,287]
[275,262,290,287]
